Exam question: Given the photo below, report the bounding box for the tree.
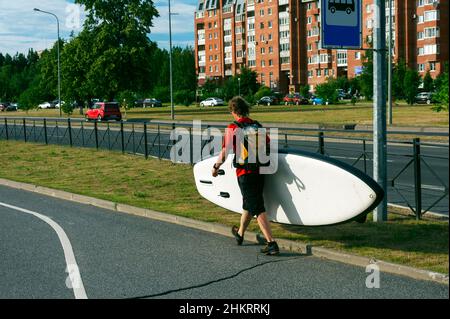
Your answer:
[70,0,159,99]
[392,59,407,100]
[254,86,272,101]
[422,71,434,92]
[315,79,339,104]
[299,85,310,97]
[360,48,373,100]
[403,68,421,105]
[433,64,449,112]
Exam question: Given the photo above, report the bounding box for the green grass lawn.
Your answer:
[0,140,447,274]
[2,101,449,127]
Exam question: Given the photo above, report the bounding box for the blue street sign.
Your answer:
[321,0,362,49]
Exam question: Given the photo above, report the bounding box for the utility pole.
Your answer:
[373,0,388,222]
[388,0,393,125]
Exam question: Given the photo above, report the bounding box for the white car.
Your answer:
[55,101,65,108]
[200,97,224,107]
[38,102,52,109]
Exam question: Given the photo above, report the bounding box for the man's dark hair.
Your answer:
[228,96,250,116]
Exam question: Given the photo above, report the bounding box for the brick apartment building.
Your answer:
[194,0,448,94]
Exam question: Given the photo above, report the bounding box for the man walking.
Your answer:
[212,96,279,255]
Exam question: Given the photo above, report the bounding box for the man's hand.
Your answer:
[212,163,220,177]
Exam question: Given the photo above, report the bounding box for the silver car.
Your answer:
[200,97,224,107]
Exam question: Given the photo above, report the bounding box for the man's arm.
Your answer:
[212,147,227,177]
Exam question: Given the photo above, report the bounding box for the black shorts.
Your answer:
[237,174,266,217]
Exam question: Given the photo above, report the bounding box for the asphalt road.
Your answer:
[0,121,448,215]
[0,185,448,299]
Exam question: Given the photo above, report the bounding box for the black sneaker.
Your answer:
[231,226,243,245]
[261,241,280,255]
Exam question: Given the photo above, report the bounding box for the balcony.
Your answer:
[199,61,206,67]
[279,0,289,5]
[198,39,205,45]
[225,46,232,53]
[280,50,290,58]
[195,12,204,19]
[225,58,233,65]
[224,35,232,42]
[198,73,206,79]
[198,50,205,56]
[279,24,290,32]
[225,69,233,76]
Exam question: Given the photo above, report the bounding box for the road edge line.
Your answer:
[0,177,448,286]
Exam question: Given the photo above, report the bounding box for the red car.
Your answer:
[283,93,309,105]
[86,102,122,121]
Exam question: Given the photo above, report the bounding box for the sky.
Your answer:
[0,0,197,56]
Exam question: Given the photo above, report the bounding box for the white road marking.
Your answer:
[0,201,88,299]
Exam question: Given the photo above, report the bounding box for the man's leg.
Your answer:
[256,212,275,243]
[238,210,252,237]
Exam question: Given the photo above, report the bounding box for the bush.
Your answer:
[117,90,137,109]
[315,81,339,104]
[174,90,195,106]
[254,86,272,101]
[152,86,170,103]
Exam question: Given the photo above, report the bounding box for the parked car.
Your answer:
[85,102,122,121]
[200,97,224,107]
[53,100,65,108]
[0,102,9,112]
[38,102,52,109]
[310,96,324,105]
[257,96,279,106]
[143,98,163,108]
[283,93,309,105]
[5,103,18,112]
[415,92,435,105]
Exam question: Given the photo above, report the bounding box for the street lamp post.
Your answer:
[34,8,61,117]
[168,0,174,120]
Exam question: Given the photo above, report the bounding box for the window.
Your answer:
[308,70,313,78]
[209,44,212,50]
[261,60,265,67]
[429,62,436,71]
[209,55,213,61]
[424,10,439,22]
[280,43,290,52]
[417,31,424,40]
[215,55,218,61]
[324,69,329,76]
[320,54,329,63]
[215,66,218,72]
[308,43,313,51]
[208,22,212,29]
[260,34,265,41]
[424,27,439,38]
[268,8,272,15]
[308,16,312,24]
[418,63,425,72]
[355,52,361,60]
[316,69,322,77]
[214,22,217,28]
[269,59,273,66]
[209,66,212,72]
[260,22,264,29]
[269,46,273,53]
[261,47,266,54]
[248,60,256,67]
[281,57,290,64]
[268,21,273,28]
[424,44,439,55]
[308,3,312,10]
[366,19,373,29]
[214,32,218,39]
[209,33,212,39]
[215,44,218,50]
[366,4,371,13]
[260,9,264,16]
[268,33,272,40]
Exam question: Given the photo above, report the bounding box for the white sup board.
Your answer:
[193,149,384,226]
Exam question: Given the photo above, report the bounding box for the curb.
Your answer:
[0,178,448,286]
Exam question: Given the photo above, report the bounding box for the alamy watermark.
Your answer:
[365,262,381,289]
[170,120,279,174]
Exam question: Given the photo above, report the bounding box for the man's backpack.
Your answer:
[232,120,270,170]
